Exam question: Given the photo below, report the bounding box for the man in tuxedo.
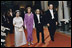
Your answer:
[20,8,26,20]
[34,9,45,44]
[44,4,58,41]
[9,9,15,18]
[1,12,9,35]
[6,10,14,34]
[2,12,8,27]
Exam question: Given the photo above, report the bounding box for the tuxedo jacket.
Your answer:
[34,14,44,28]
[7,16,13,28]
[2,15,8,27]
[44,10,58,25]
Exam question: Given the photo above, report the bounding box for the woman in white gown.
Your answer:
[13,10,27,47]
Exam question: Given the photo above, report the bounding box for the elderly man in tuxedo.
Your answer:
[34,9,45,44]
[44,4,58,41]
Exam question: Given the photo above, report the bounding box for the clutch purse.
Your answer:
[19,27,23,32]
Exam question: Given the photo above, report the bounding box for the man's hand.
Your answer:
[47,24,50,27]
[56,22,58,25]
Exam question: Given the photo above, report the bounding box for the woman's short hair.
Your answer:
[26,7,32,13]
[27,7,31,10]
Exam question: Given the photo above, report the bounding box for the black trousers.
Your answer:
[8,24,13,34]
[48,20,56,41]
[36,23,44,43]
[10,26,13,34]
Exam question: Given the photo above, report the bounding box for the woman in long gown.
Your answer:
[24,7,34,46]
[13,10,27,47]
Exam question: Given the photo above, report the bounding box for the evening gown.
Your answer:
[13,17,27,47]
[24,13,34,42]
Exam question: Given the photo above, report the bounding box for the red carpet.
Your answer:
[5,28,71,47]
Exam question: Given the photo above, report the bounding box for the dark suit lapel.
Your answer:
[39,14,41,22]
[49,10,55,18]
[36,14,41,23]
[49,10,52,18]
[39,14,41,19]
[35,14,38,23]
[53,10,55,18]
[36,14,38,20]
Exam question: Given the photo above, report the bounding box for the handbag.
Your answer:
[19,27,23,32]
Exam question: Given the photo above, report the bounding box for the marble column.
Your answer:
[41,1,44,10]
[63,1,70,20]
[43,1,48,11]
[33,1,35,6]
[58,1,63,26]
[41,1,48,11]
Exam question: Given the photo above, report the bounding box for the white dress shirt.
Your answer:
[36,14,41,23]
[49,9,54,19]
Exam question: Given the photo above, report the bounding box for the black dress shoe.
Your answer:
[37,41,39,43]
[51,39,54,41]
[42,42,45,44]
